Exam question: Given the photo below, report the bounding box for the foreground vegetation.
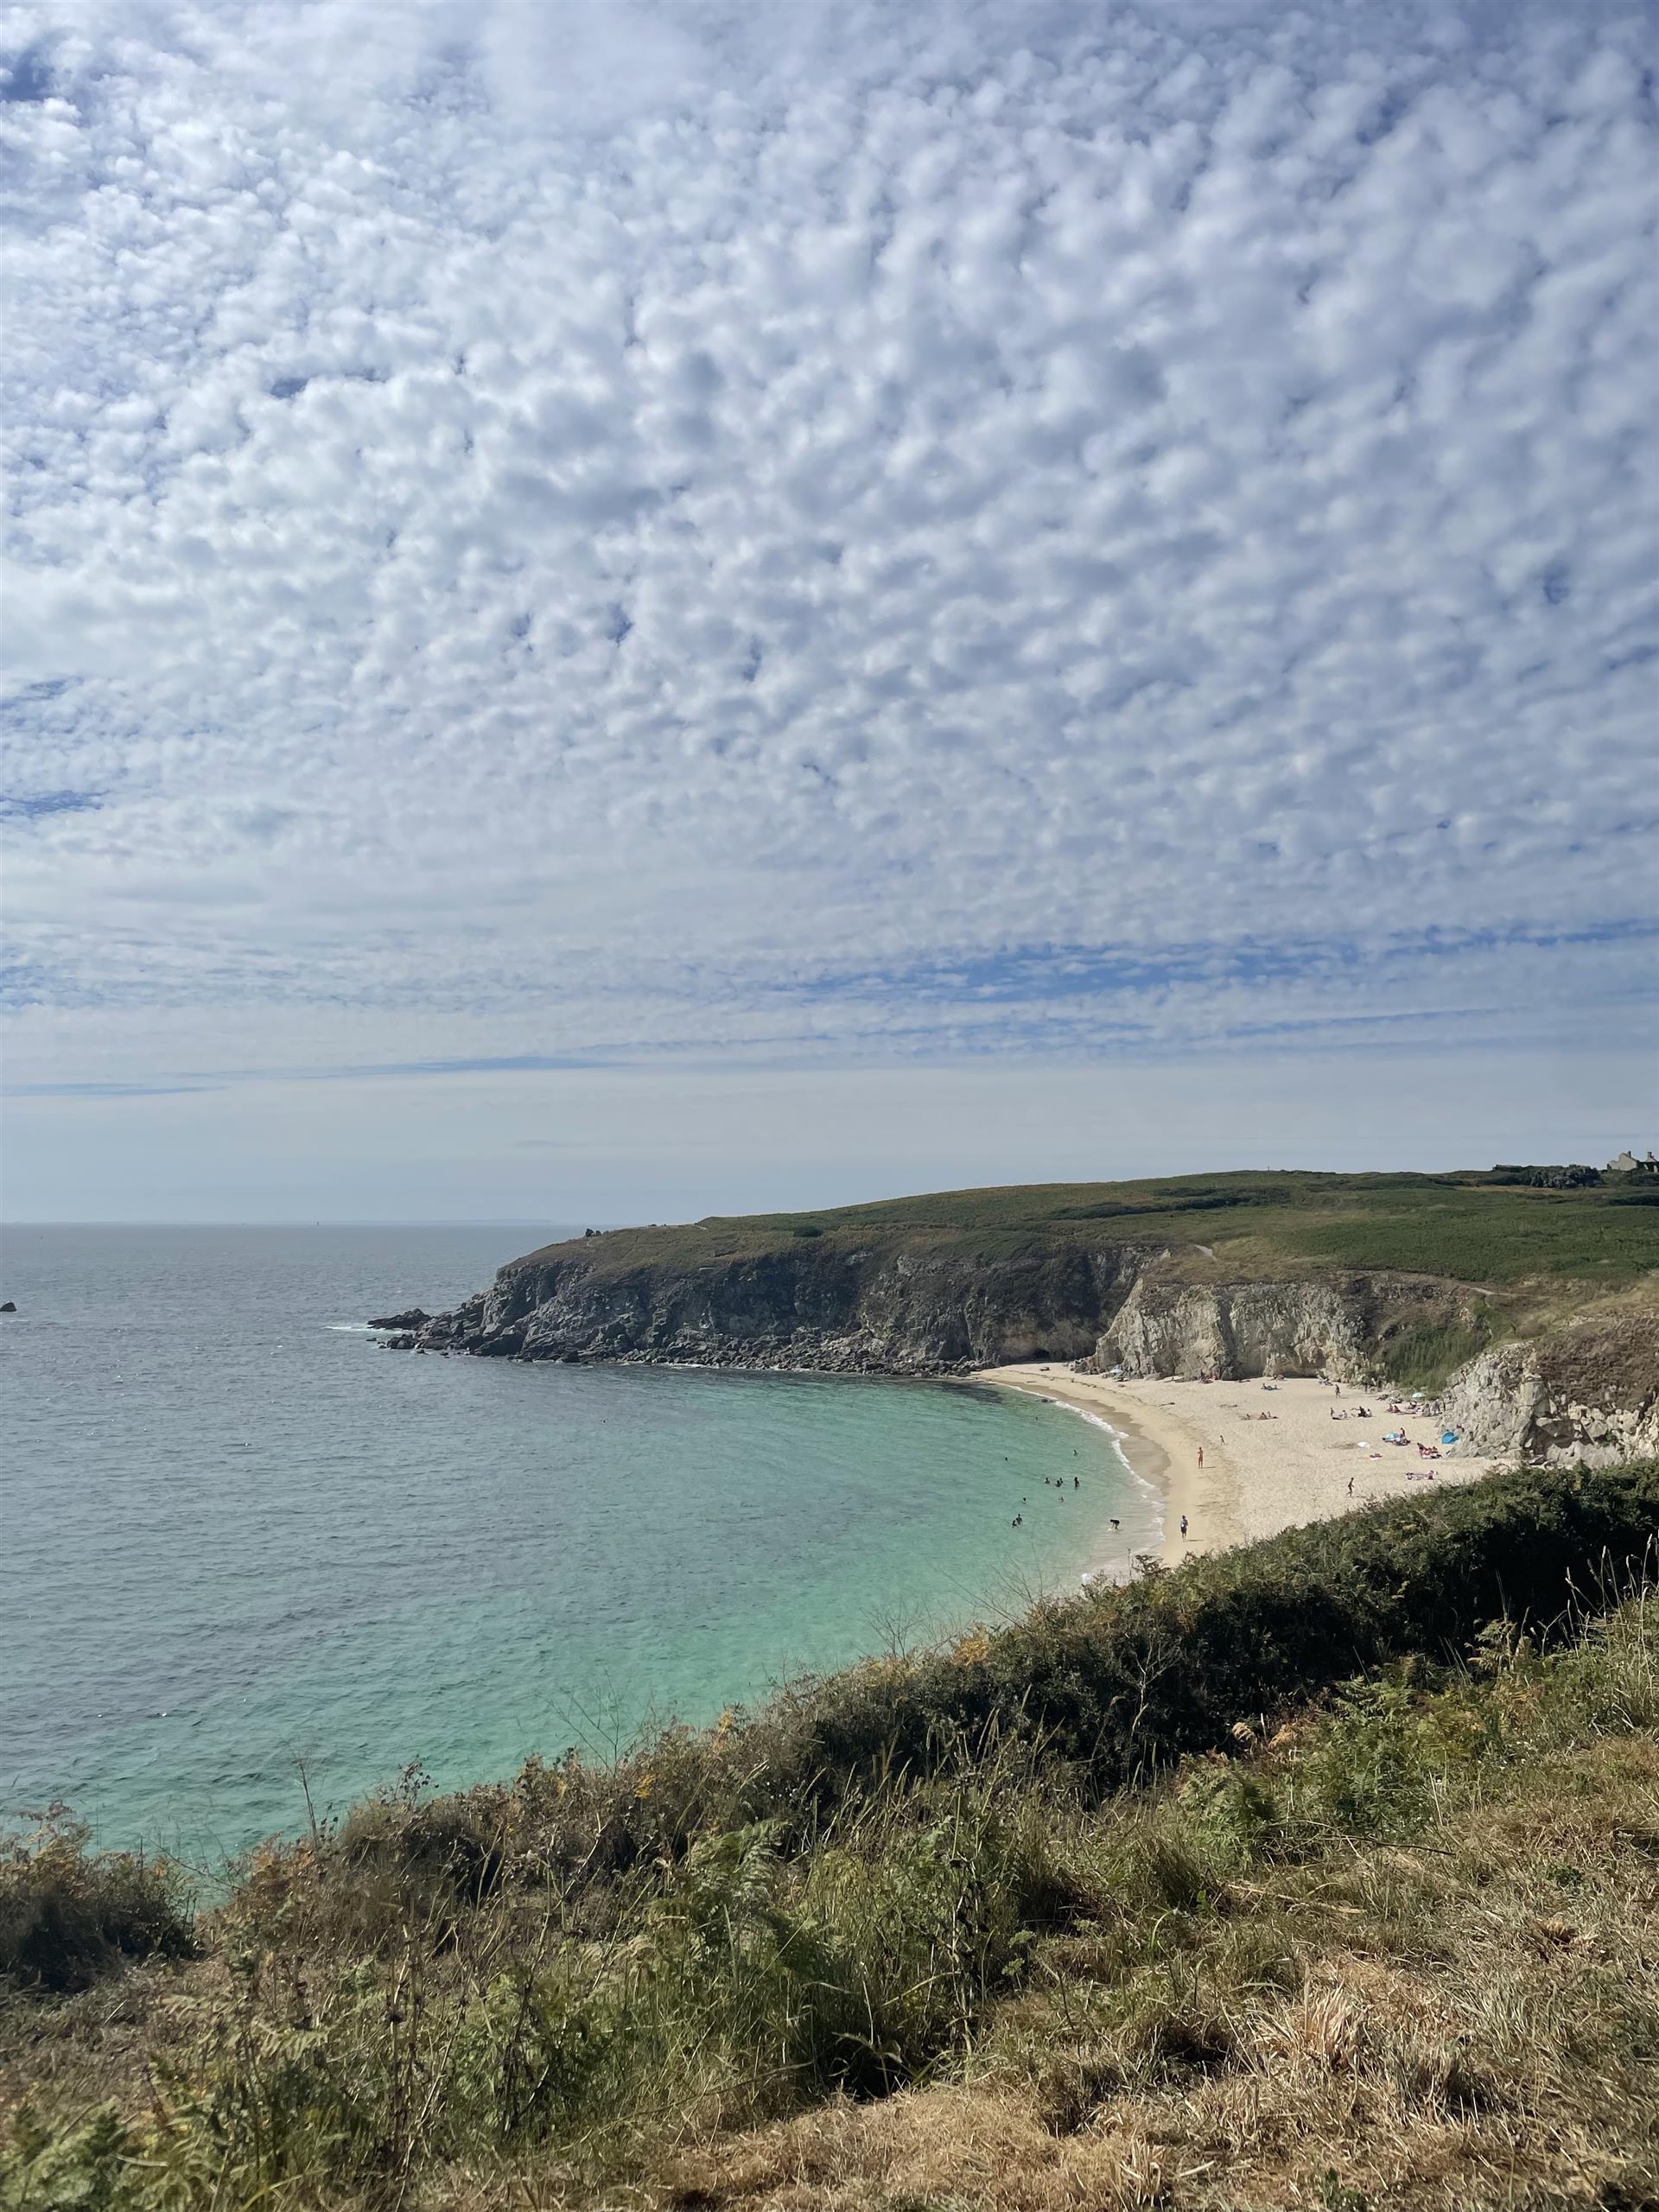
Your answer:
[4,1462,1657,2209]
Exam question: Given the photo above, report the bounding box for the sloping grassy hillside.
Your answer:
[4,1464,1656,2210]
[540,1170,1659,1294]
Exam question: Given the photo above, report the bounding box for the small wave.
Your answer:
[327,1322,375,1335]
[1033,1397,1164,1522]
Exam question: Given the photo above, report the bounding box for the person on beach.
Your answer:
[1347,1476,1354,1497]
[1110,1516,1120,1531]
[1073,1474,1079,1489]
[1179,1514,1189,1539]
[1197,1447,1204,1468]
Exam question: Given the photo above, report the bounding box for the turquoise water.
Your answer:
[1,1226,1155,1864]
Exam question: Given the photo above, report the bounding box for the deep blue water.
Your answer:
[1,1224,1154,1863]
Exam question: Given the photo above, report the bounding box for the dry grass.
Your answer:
[658,1730,1659,2211]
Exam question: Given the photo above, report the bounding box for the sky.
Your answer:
[2,0,1656,1223]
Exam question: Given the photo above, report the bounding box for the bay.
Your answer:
[0,1224,1157,1864]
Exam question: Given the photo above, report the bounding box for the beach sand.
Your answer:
[971,1363,1510,1575]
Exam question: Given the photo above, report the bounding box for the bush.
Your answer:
[0,1810,194,1993]
[735,1459,1659,1824]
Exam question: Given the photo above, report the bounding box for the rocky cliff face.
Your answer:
[409,1242,1143,1372]
[1085,1272,1484,1383]
[395,1243,1655,1467]
[1436,1317,1659,1466]
[404,1244,1459,1383]
[1090,1277,1373,1380]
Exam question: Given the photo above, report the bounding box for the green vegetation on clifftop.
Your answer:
[545,1169,1659,1291]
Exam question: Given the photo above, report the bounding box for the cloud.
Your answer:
[0,0,1654,1166]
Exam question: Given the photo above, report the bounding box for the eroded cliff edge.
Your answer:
[397,1238,1498,1391]
[406,1240,1141,1372]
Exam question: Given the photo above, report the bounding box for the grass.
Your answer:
[519,1170,1659,1295]
[668,1597,1659,2210]
[3,1464,1658,2209]
[1369,1308,1499,1391]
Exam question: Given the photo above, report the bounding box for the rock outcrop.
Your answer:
[1090,1277,1374,1380]
[396,1246,1471,1384]
[1436,1317,1659,1466]
[1084,1272,1489,1383]
[408,1243,1142,1373]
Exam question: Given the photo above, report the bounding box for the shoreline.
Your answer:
[973,1365,1241,1569]
[972,1363,1507,1572]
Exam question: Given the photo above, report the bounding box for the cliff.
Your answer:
[397,1239,1498,1392]
[406,1240,1142,1371]
[385,1173,1658,1459]
[1436,1314,1659,1466]
[1083,1269,1492,1383]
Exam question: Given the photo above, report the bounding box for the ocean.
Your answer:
[1,1224,1156,1866]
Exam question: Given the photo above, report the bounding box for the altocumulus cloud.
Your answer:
[1,0,1655,1106]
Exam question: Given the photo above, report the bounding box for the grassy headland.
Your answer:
[552,1169,1659,1292]
[4,1460,1657,2209]
[405,1167,1659,1405]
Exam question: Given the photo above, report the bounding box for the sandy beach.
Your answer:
[972,1363,1510,1574]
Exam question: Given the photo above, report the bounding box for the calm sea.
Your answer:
[1,1224,1154,1865]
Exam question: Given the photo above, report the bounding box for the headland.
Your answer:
[378,1170,1659,1488]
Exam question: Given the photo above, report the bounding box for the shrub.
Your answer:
[731,1459,1659,1825]
[0,1809,194,1994]
[253,1461,1659,1917]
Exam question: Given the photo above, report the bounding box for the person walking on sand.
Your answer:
[1179,1514,1189,1539]
[1347,1476,1354,1497]
[1197,1447,1204,1469]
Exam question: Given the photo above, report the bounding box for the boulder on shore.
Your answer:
[369,1307,430,1331]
